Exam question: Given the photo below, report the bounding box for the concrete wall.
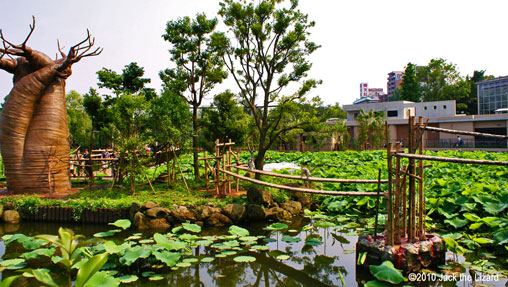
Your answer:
[438,122,474,140]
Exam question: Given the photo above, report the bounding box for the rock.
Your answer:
[143,201,158,210]
[171,206,196,223]
[281,201,302,215]
[247,187,274,207]
[292,191,312,210]
[400,243,421,272]
[418,241,433,268]
[132,211,170,230]
[266,207,291,221]
[3,223,18,233]
[129,202,142,219]
[206,213,231,227]
[245,204,266,221]
[2,210,20,224]
[3,202,15,210]
[200,206,222,220]
[222,204,245,222]
[146,207,171,218]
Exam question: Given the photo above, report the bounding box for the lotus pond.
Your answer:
[0,211,506,287]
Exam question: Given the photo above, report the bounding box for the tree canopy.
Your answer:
[213,0,321,172]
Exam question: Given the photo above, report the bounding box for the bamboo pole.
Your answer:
[173,148,189,192]
[408,116,416,242]
[219,168,385,196]
[387,141,394,246]
[215,139,220,196]
[420,126,508,139]
[401,166,407,238]
[394,142,401,244]
[394,153,508,166]
[418,117,425,239]
[227,139,232,194]
[233,166,388,183]
[204,151,208,190]
[374,169,381,238]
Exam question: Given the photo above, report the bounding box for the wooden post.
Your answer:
[215,139,220,196]
[394,142,401,244]
[418,117,425,239]
[402,167,407,238]
[408,116,416,242]
[227,139,232,194]
[374,168,382,238]
[204,151,208,190]
[386,121,394,246]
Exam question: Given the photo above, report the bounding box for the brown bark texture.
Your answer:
[0,18,101,194]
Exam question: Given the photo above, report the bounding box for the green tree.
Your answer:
[200,90,250,152]
[400,62,420,102]
[389,87,402,101]
[356,110,384,150]
[465,70,494,115]
[66,90,92,148]
[160,13,227,180]
[95,63,154,187]
[97,62,154,100]
[214,0,320,173]
[149,89,192,184]
[111,93,150,194]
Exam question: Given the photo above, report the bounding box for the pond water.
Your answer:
[0,217,506,287]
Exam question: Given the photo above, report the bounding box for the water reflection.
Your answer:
[0,218,506,287]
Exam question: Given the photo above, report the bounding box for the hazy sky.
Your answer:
[1,0,508,106]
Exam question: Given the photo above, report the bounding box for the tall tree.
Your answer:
[214,0,320,173]
[400,62,420,102]
[66,90,92,148]
[465,70,494,115]
[97,62,154,100]
[160,13,227,180]
[356,110,384,150]
[149,89,192,185]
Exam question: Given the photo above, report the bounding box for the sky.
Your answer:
[1,0,508,106]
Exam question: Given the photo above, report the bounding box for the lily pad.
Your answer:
[265,223,288,231]
[201,257,214,263]
[176,262,191,268]
[109,219,131,230]
[182,223,202,233]
[154,233,188,251]
[149,275,164,281]
[229,225,249,237]
[233,256,256,263]
[369,261,405,284]
[117,275,138,283]
[153,251,181,267]
[281,235,301,243]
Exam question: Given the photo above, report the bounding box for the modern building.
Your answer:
[477,76,508,115]
[360,82,369,98]
[344,100,508,151]
[387,71,404,99]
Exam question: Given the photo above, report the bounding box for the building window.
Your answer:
[433,106,437,110]
[387,110,398,117]
[424,106,427,110]
[443,105,447,109]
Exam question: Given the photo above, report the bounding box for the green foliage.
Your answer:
[369,261,406,284]
[356,110,384,149]
[66,90,92,148]
[215,0,320,170]
[400,62,420,102]
[200,90,250,152]
[161,12,227,179]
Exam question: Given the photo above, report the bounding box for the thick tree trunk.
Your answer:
[192,104,200,180]
[0,63,70,194]
[254,131,268,180]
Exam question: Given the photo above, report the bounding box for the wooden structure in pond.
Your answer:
[210,115,508,252]
[385,115,508,246]
[202,139,388,198]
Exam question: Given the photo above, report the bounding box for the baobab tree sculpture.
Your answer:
[0,17,101,194]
